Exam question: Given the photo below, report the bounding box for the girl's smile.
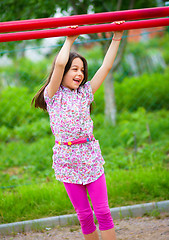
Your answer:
[62,58,84,90]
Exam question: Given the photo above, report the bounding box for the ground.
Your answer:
[2,213,169,240]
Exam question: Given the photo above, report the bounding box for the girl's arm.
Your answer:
[47,29,78,98]
[90,21,124,94]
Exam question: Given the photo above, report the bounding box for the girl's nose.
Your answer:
[78,70,83,75]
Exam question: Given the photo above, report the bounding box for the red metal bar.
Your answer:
[0,18,169,43]
[0,7,169,33]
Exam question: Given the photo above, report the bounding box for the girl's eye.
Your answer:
[72,68,84,73]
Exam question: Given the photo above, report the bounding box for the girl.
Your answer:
[32,22,124,240]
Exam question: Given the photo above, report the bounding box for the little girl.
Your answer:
[32,22,124,240]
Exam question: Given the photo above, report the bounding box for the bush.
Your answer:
[115,68,169,112]
[0,69,169,143]
[0,86,47,129]
[0,57,50,89]
[13,119,51,142]
[93,108,169,149]
[92,68,169,114]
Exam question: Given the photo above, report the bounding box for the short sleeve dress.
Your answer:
[44,81,105,185]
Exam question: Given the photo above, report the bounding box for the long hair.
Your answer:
[31,52,89,111]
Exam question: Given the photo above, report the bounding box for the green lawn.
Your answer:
[0,109,169,224]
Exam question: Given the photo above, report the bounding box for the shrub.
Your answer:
[115,68,169,112]
[0,86,47,128]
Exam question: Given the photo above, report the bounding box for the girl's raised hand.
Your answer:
[113,21,125,39]
[67,25,79,42]
[97,21,125,40]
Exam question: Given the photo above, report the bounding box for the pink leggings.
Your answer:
[63,173,114,235]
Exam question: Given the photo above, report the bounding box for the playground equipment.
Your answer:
[0,6,169,42]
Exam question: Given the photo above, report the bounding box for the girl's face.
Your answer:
[62,58,84,90]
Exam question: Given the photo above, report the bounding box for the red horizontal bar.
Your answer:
[0,7,169,33]
[0,18,169,43]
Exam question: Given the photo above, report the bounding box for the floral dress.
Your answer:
[44,81,105,185]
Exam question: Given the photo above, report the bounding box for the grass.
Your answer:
[0,109,168,224]
[0,166,168,224]
[106,167,169,206]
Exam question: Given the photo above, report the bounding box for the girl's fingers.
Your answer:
[67,25,78,29]
[113,20,125,24]
[67,26,79,38]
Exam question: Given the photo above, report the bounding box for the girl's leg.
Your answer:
[83,230,99,240]
[63,182,99,240]
[100,228,116,240]
[86,174,116,240]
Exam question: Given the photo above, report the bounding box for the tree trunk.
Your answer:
[103,0,135,125]
[104,69,116,125]
[103,36,128,125]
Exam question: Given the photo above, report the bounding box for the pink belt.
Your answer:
[55,135,95,146]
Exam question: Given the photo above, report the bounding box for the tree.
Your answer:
[0,0,57,56]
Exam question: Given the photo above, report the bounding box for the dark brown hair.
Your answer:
[31,52,88,111]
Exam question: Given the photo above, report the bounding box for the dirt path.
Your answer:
[2,213,169,240]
